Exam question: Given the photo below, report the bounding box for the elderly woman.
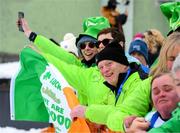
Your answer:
[148,54,180,133]
[125,71,179,132]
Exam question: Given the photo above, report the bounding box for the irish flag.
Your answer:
[10,47,74,132]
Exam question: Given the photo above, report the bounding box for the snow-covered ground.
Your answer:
[0,62,19,79]
[0,62,42,132]
[0,127,42,133]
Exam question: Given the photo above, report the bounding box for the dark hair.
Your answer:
[97,27,126,50]
[96,39,129,66]
[107,0,117,10]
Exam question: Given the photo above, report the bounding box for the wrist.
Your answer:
[25,30,32,38]
[29,32,37,42]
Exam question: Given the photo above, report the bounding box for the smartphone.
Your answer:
[18,12,24,32]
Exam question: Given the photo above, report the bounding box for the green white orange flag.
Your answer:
[10,47,79,132]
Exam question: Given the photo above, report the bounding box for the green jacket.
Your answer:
[43,53,151,132]
[148,102,180,133]
[43,53,111,105]
[34,35,88,67]
[85,76,152,132]
[33,35,141,105]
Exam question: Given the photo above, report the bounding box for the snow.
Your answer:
[0,127,42,133]
[0,62,44,132]
[0,62,19,79]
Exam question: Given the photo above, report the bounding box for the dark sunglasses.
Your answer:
[96,39,111,48]
[80,42,96,49]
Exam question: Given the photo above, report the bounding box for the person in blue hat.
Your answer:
[128,39,149,73]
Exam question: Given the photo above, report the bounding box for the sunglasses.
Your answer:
[80,42,96,49]
[96,39,111,48]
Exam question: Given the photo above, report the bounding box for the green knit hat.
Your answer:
[76,16,110,45]
[160,2,180,32]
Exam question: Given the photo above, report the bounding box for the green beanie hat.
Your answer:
[76,16,110,45]
[160,2,180,32]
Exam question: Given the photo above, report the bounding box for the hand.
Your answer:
[124,115,137,128]
[126,117,150,133]
[16,18,32,38]
[70,105,86,120]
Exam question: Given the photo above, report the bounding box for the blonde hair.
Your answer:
[144,29,165,54]
[150,32,180,77]
[151,71,172,86]
[172,54,180,75]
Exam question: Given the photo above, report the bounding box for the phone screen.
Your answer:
[18,12,24,32]
[18,12,24,19]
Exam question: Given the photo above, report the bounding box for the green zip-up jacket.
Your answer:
[43,53,151,132]
[85,76,152,132]
[43,53,111,105]
[148,102,180,133]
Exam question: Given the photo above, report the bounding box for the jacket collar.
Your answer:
[104,72,128,95]
[81,56,96,67]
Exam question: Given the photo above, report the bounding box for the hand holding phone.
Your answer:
[18,12,24,32]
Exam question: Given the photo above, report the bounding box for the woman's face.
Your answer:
[152,74,179,119]
[167,45,180,70]
[80,41,98,61]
